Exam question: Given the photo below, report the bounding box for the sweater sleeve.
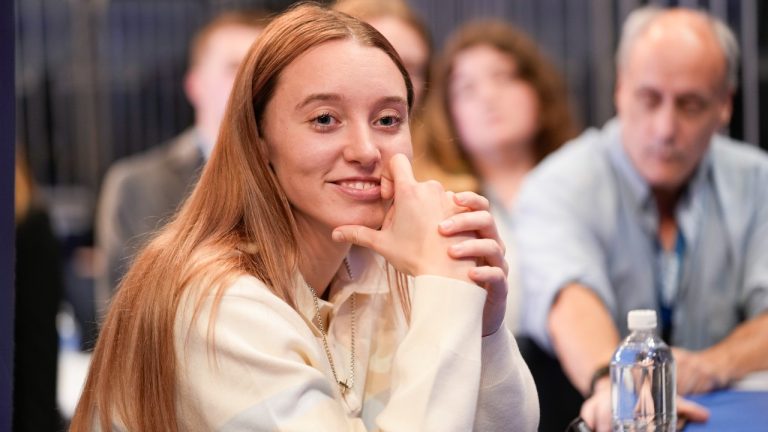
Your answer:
[374,275,486,431]
[474,327,539,431]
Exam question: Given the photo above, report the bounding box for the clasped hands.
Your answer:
[332,154,507,336]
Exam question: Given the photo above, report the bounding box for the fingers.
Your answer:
[673,348,695,395]
[388,153,416,188]
[580,397,597,431]
[381,173,394,200]
[449,239,507,273]
[453,191,490,211]
[474,266,507,336]
[581,386,612,432]
[674,348,720,395]
[332,225,380,250]
[677,396,710,423]
[581,387,711,431]
[439,211,504,251]
[469,266,507,291]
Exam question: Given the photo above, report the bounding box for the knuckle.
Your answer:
[424,179,444,192]
[494,241,504,257]
[351,227,362,245]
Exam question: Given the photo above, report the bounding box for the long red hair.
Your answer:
[70,4,413,431]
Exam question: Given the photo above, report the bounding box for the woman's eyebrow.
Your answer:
[295,93,342,111]
[378,96,408,107]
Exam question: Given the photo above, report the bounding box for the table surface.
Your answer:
[681,372,768,431]
[684,389,768,431]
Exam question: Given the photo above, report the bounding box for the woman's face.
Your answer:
[262,39,412,234]
[449,44,540,159]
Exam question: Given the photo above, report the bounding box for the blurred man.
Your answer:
[515,7,768,431]
[97,12,265,306]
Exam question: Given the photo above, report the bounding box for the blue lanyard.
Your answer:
[657,230,685,342]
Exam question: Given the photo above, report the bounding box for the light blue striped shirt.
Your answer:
[515,119,768,352]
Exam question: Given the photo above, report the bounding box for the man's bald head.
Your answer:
[616,7,739,92]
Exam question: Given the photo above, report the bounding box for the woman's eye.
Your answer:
[315,113,333,125]
[376,115,401,128]
[310,112,338,130]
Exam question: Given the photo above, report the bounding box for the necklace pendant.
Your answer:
[338,379,351,394]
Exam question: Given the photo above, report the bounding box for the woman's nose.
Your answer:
[343,123,381,168]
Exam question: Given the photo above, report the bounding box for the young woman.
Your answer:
[71,4,537,431]
[421,21,578,333]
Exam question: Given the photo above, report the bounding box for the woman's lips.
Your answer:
[331,179,382,201]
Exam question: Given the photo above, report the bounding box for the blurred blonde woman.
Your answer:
[71,4,537,431]
[421,20,578,332]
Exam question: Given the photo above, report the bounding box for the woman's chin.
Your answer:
[333,212,385,230]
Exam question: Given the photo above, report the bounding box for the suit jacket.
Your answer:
[96,128,204,309]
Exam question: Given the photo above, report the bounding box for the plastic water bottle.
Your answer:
[611,309,676,431]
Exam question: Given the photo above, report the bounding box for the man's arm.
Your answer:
[548,283,620,395]
[674,312,768,394]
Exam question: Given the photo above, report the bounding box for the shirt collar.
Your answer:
[294,246,389,329]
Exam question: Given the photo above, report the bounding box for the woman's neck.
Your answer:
[473,145,535,206]
[295,219,350,299]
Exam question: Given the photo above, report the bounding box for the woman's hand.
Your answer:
[332,154,475,283]
[438,191,508,336]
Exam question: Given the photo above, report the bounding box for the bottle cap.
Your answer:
[627,309,657,330]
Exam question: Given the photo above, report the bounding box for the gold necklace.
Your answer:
[306,259,356,394]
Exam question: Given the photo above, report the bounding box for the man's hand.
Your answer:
[673,348,728,395]
[580,376,710,431]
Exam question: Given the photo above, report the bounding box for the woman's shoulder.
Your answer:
[222,274,278,300]
[183,273,278,302]
[178,273,309,332]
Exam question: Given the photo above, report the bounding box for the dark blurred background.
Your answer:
[14,0,768,291]
[15,0,767,197]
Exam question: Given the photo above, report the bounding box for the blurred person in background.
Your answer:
[14,148,64,431]
[420,23,578,430]
[71,4,537,430]
[516,6,768,431]
[421,20,577,334]
[96,11,266,310]
[333,0,429,111]
[333,0,475,192]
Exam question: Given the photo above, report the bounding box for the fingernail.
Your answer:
[332,231,344,242]
[450,243,463,253]
[439,219,454,230]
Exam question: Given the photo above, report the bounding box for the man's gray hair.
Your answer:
[616,6,740,90]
